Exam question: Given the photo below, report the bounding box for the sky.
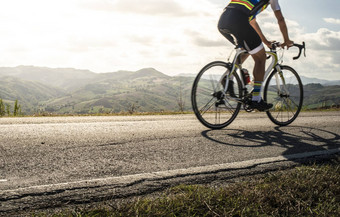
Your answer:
[0,0,339,79]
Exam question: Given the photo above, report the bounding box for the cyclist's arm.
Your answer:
[250,18,271,48]
[274,10,294,48]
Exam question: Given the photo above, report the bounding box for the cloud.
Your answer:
[257,12,340,51]
[324,18,340,25]
[331,51,340,65]
[331,51,340,67]
[185,30,226,47]
[66,37,117,52]
[257,11,304,40]
[78,0,115,12]
[127,35,155,46]
[79,0,212,17]
[193,37,226,47]
[303,28,340,51]
[113,0,194,16]
[289,27,340,78]
[1,0,337,79]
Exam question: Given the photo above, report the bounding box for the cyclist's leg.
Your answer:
[250,48,266,83]
[249,48,273,111]
[218,9,248,97]
[248,49,272,110]
[218,8,239,45]
[240,53,250,64]
[242,30,273,110]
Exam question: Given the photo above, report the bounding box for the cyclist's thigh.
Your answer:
[237,22,263,55]
[218,8,246,46]
[218,8,262,54]
[251,48,266,63]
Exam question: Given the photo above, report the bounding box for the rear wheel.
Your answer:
[264,65,303,126]
[191,61,243,129]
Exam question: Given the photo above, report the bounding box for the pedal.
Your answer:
[243,94,254,112]
[244,104,254,112]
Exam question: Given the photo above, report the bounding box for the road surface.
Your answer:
[0,111,339,214]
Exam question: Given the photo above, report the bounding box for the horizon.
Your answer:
[1,64,339,82]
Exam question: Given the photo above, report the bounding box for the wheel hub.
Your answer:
[213,91,224,100]
[279,93,290,98]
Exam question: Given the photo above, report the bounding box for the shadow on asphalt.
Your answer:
[201,126,340,161]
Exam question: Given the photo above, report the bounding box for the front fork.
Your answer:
[273,65,290,97]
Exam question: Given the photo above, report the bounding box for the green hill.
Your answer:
[303,83,340,109]
[0,76,66,114]
[44,69,193,114]
[0,67,193,115]
[0,66,339,115]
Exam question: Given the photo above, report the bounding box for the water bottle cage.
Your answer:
[241,69,251,84]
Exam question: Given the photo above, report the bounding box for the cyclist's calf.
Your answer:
[250,48,266,82]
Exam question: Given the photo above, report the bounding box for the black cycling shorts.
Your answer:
[218,7,264,55]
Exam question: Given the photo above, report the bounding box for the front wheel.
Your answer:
[264,65,303,126]
[191,61,243,129]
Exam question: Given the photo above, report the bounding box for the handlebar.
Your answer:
[270,42,306,60]
[292,42,306,60]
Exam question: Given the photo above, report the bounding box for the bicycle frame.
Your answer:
[222,47,283,101]
[221,48,247,94]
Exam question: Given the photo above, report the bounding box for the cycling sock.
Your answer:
[252,81,262,102]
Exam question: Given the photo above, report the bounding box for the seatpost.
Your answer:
[236,54,242,66]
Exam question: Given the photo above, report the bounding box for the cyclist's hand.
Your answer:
[281,40,294,49]
[264,40,275,49]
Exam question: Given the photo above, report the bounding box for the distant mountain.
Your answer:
[177,73,197,78]
[43,68,191,114]
[178,73,340,86]
[0,65,98,91]
[299,76,340,86]
[0,66,192,114]
[0,66,339,115]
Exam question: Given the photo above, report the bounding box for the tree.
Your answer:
[127,102,140,114]
[13,99,21,116]
[176,80,186,112]
[0,99,5,117]
[6,104,10,116]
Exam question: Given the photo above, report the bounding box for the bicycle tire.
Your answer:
[191,61,243,129]
[264,65,303,126]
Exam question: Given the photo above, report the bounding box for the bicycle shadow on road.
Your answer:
[201,126,340,159]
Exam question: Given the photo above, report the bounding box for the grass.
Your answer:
[33,156,340,217]
[0,111,194,118]
[2,107,340,118]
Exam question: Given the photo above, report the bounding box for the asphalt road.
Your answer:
[0,111,339,214]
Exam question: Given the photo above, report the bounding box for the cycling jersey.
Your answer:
[228,0,281,20]
[218,0,281,54]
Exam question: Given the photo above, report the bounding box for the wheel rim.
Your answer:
[192,62,242,129]
[264,66,303,126]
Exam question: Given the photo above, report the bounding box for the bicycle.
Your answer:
[191,42,306,129]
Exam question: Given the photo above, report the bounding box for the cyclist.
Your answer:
[218,0,294,111]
